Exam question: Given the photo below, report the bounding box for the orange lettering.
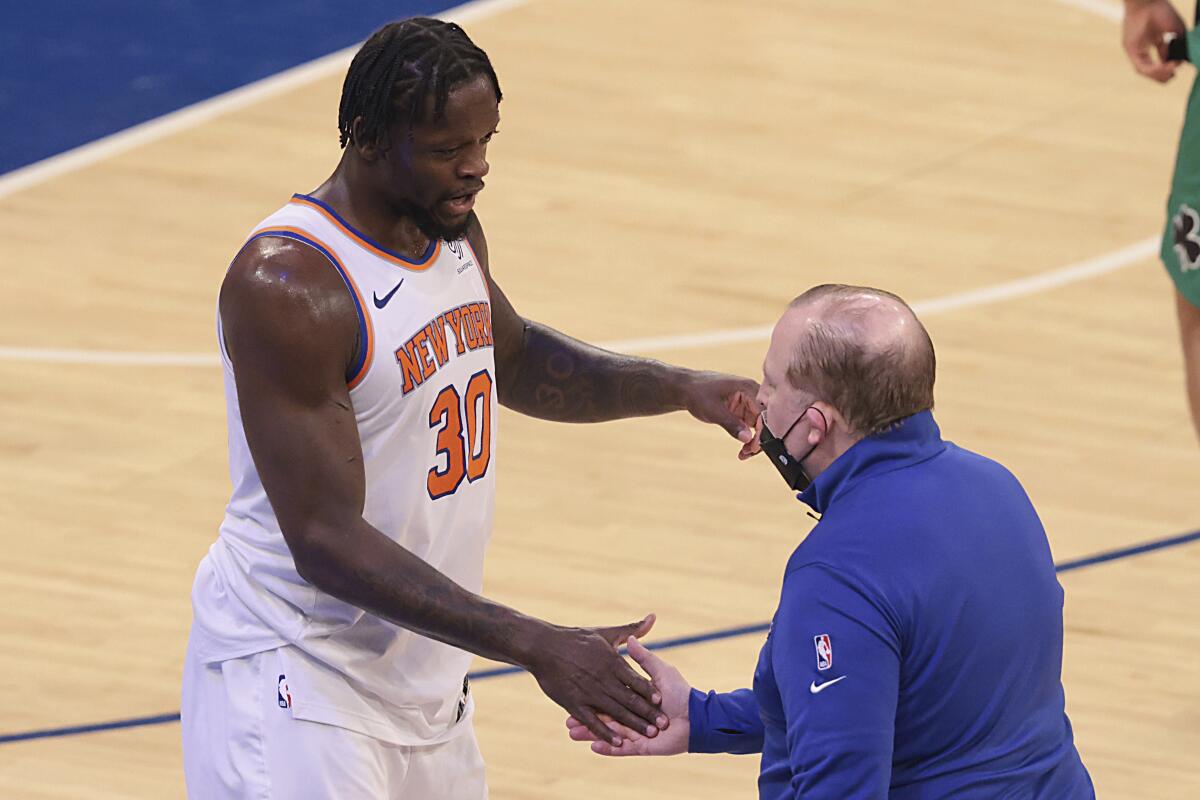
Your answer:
[427,319,449,368]
[462,305,479,350]
[476,303,493,346]
[395,341,424,395]
[413,328,436,379]
[446,308,467,354]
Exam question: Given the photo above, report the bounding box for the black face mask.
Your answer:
[759,406,825,491]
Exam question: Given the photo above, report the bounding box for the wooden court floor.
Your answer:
[2,0,1198,796]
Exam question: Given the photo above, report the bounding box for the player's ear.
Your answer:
[351,116,384,161]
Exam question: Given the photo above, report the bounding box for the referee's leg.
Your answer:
[1176,287,1200,442]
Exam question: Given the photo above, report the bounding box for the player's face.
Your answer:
[384,75,500,241]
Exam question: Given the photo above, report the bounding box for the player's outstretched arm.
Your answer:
[220,239,666,746]
[1123,0,1187,82]
[465,216,760,450]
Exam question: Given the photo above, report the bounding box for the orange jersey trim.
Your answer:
[289,195,442,271]
[246,225,375,390]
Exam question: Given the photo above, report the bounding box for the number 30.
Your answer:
[427,370,493,499]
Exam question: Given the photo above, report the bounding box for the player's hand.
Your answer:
[526,614,668,747]
[1123,0,1187,82]
[730,390,764,460]
[565,636,692,756]
[680,371,761,452]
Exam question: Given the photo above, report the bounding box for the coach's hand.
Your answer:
[526,614,668,746]
[680,371,761,454]
[1123,0,1187,83]
[566,636,692,756]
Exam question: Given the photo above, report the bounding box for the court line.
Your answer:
[0,0,531,202]
[601,236,1159,354]
[2,526,1196,747]
[1051,0,1122,24]
[0,713,186,746]
[0,235,1161,366]
[0,0,1144,367]
[0,0,1125,202]
[1053,528,1200,572]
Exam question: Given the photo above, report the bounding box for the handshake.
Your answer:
[532,612,692,757]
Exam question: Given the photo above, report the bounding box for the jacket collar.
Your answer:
[797,410,945,514]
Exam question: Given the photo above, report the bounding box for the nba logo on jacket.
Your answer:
[814,634,833,671]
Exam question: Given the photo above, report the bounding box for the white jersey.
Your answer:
[189,193,498,746]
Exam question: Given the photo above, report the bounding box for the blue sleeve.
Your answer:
[775,563,900,799]
[687,687,764,754]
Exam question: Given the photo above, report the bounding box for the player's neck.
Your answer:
[310,162,434,261]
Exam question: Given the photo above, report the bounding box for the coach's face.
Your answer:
[758,310,820,451]
[380,75,500,241]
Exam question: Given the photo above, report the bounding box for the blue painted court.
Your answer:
[0,0,452,175]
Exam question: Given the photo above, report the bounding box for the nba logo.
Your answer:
[814,634,833,671]
[277,675,292,709]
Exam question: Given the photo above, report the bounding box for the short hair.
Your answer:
[338,18,502,148]
[785,284,935,436]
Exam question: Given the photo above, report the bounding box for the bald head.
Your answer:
[778,284,935,436]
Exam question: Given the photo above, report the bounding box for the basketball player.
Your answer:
[1123,0,1200,439]
[180,17,758,799]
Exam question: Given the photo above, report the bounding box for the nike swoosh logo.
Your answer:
[809,676,847,694]
[373,279,405,309]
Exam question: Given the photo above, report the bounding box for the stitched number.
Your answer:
[464,371,493,481]
[427,370,493,499]
[427,385,465,499]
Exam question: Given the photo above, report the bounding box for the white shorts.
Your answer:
[181,644,487,799]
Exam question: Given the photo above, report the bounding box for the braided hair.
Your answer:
[338,18,502,148]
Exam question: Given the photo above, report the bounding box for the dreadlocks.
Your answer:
[338,18,502,148]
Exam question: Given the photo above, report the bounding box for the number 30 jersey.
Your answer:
[188,193,498,745]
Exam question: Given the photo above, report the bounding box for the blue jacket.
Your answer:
[688,411,1094,799]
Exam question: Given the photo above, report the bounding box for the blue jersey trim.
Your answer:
[292,193,438,265]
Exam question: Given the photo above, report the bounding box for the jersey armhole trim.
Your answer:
[245,226,374,389]
[461,237,492,306]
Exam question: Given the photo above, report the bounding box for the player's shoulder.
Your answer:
[219,233,359,352]
[222,234,353,314]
